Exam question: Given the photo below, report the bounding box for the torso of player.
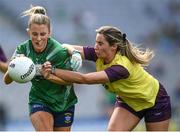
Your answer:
[96,53,159,111]
[15,37,78,112]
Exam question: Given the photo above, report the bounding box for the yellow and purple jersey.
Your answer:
[84,46,159,111]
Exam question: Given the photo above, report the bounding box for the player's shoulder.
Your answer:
[48,37,62,46]
[49,37,67,51]
[17,39,31,48]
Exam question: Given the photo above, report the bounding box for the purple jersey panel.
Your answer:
[83,46,97,62]
[0,46,7,62]
[105,65,129,82]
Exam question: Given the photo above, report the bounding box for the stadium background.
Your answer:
[0,0,180,131]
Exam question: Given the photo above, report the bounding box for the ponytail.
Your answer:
[21,5,51,32]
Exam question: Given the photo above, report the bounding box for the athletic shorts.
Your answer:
[115,83,171,123]
[29,103,75,127]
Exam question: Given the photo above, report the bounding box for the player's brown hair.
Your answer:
[96,26,154,66]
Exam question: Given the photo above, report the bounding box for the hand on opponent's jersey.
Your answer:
[70,50,82,71]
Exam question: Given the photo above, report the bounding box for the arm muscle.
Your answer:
[54,69,109,84]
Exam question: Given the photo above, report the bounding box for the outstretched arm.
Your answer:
[42,61,109,84]
[40,62,72,85]
[41,61,109,85]
[44,73,72,85]
[53,68,109,84]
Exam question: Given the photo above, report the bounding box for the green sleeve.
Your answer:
[12,40,29,57]
[47,38,72,70]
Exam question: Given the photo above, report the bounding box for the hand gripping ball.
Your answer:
[8,57,36,83]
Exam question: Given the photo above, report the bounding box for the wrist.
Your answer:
[45,73,51,79]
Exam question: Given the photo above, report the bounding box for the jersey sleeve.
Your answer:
[83,46,98,62]
[49,41,71,70]
[11,43,27,59]
[0,46,7,62]
[104,65,130,82]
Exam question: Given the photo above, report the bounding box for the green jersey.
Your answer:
[15,37,77,112]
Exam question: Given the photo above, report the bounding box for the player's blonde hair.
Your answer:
[96,26,154,66]
[22,5,51,32]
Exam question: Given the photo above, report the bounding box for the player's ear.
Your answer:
[49,28,52,36]
[111,43,118,50]
[49,31,52,36]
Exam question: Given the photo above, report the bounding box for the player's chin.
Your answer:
[97,54,103,58]
[95,52,100,57]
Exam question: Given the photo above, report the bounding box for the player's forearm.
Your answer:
[46,73,72,85]
[54,68,87,84]
[3,72,13,84]
[54,68,109,84]
[0,61,8,73]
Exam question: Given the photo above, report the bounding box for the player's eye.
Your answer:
[40,32,46,36]
[32,32,38,36]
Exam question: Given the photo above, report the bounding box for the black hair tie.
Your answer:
[122,33,126,42]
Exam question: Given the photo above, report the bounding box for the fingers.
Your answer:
[35,61,52,77]
[41,66,51,79]
[42,61,52,69]
[43,61,51,66]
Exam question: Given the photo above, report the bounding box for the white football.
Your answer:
[8,57,36,83]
